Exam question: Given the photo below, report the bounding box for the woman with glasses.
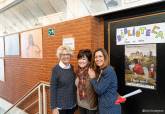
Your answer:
[50,45,76,114]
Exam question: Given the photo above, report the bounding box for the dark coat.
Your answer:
[90,66,121,114]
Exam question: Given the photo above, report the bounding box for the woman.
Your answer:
[50,45,76,114]
[88,48,121,114]
[75,49,97,114]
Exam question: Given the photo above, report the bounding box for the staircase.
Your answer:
[3,81,50,114]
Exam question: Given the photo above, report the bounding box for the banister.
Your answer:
[4,81,50,114]
[24,99,38,111]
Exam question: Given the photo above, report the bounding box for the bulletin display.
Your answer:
[105,12,165,114]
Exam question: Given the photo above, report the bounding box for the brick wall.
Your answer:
[0,16,104,113]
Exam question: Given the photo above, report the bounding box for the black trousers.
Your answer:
[59,108,75,114]
[79,107,97,114]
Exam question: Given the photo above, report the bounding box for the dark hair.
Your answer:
[77,49,92,62]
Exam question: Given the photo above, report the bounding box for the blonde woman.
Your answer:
[50,45,76,114]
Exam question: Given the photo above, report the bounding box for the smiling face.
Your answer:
[60,50,71,65]
[78,56,89,68]
[95,51,105,68]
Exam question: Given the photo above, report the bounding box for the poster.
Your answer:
[21,29,43,58]
[5,33,19,56]
[125,44,156,89]
[0,59,4,81]
[62,37,75,50]
[0,37,4,57]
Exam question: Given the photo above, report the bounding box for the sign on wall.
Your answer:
[116,22,165,45]
[62,37,75,50]
[48,28,55,36]
[125,44,156,89]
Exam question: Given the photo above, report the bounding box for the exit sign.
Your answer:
[48,28,55,36]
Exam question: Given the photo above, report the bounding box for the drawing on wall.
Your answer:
[21,29,43,58]
[125,44,156,90]
[5,33,20,56]
[0,37,4,57]
[0,59,4,81]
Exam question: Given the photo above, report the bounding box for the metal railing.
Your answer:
[4,81,50,114]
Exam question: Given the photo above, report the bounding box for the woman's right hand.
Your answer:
[52,108,59,114]
[88,68,96,79]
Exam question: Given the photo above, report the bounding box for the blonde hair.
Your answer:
[56,45,73,59]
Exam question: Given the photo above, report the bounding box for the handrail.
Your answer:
[4,81,50,114]
[24,99,38,111]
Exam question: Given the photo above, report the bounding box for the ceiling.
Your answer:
[0,0,164,36]
[0,0,68,35]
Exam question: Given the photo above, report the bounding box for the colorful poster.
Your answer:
[0,37,4,57]
[125,44,156,89]
[21,29,43,58]
[116,22,165,45]
[5,33,19,56]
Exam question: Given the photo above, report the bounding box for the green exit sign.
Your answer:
[48,28,55,36]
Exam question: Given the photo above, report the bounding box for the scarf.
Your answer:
[76,65,89,100]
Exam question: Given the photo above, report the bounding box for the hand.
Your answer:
[88,68,96,79]
[52,108,59,114]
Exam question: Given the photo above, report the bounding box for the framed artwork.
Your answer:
[125,44,156,89]
[0,59,4,81]
[5,33,20,56]
[21,28,43,58]
[0,37,4,57]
